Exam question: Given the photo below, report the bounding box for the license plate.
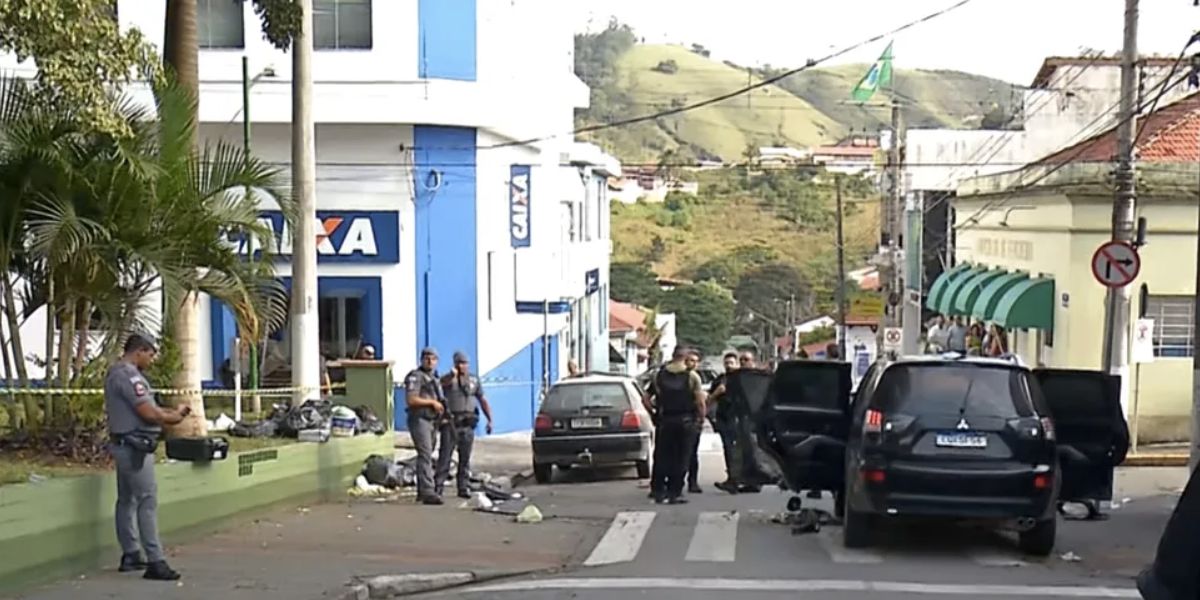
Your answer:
[935,432,988,448]
[571,417,603,429]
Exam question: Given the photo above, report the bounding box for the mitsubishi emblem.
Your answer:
[956,418,970,431]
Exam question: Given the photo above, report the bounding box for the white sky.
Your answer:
[572,0,1200,85]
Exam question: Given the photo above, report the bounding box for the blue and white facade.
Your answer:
[4,0,618,433]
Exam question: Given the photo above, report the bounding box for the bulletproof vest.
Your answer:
[443,374,479,414]
[656,368,694,417]
[406,368,444,420]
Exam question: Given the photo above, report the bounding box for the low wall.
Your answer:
[0,434,393,593]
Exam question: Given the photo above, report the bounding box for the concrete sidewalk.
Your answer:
[394,430,535,481]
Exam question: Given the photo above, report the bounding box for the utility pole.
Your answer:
[1101,0,1139,418]
[1193,105,1200,470]
[835,175,848,360]
[901,190,924,355]
[880,100,904,355]
[290,0,320,406]
[241,55,260,415]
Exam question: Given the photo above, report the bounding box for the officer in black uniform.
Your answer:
[435,351,495,498]
[643,346,706,504]
[405,347,446,505]
[708,352,740,494]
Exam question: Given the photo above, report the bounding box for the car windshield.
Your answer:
[543,382,630,412]
[873,363,1035,418]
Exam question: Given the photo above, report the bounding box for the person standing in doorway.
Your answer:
[683,350,704,495]
[644,346,706,504]
[709,352,741,494]
[405,347,447,505]
[105,334,190,581]
[436,351,495,499]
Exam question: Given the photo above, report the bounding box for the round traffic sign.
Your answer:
[884,328,901,344]
[1091,241,1141,288]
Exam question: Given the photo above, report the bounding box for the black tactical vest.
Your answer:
[656,369,694,417]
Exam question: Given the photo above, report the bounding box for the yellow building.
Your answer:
[929,92,1200,444]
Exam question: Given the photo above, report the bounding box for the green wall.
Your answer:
[0,434,393,592]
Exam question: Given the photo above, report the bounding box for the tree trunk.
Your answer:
[0,298,17,428]
[1,271,29,383]
[163,0,206,438]
[72,300,91,381]
[53,299,75,424]
[169,291,207,437]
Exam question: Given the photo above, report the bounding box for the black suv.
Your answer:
[735,356,1126,556]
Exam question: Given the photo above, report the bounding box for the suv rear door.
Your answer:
[1032,369,1127,503]
[740,361,852,492]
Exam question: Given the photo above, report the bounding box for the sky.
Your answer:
[571,0,1200,85]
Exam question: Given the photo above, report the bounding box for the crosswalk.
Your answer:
[582,510,1038,568]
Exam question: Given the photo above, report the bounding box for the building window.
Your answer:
[199,0,245,49]
[1146,295,1194,358]
[318,295,364,359]
[314,0,373,50]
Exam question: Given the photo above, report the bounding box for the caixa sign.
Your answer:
[230,211,400,264]
[509,165,531,248]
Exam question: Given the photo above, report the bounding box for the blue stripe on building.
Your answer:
[479,336,558,433]
[417,0,477,81]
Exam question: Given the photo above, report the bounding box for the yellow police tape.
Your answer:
[0,382,346,397]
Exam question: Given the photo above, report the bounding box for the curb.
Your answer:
[339,569,541,599]
[1124,454,1189,467]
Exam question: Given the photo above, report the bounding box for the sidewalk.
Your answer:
[393,430,535,481]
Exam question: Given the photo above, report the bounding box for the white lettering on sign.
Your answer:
[237,215,379,257]
[510,171,530,242]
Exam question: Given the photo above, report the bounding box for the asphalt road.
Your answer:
[423,435,1179,600]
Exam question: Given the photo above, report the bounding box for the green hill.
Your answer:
[574,29,1021,163]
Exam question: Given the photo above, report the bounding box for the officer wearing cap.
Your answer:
[105,334,191,581]
[435,351,494,499]
[405,347,446,505]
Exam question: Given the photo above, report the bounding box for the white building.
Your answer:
[5,0,619,433]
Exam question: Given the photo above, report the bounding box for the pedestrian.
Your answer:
[355,343,377,360]
[435,351,495,499]
[946,317,968,353]
[709,352,741,494]
[567,358,582,378]
[404,347,447,505]
[825,342,841,361]
[925,316,946,353]
[105,334,190,581]
[682,349,704,495]
[643,346,706,504]
[731,349,763,494]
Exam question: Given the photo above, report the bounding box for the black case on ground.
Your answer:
[165,436,231,462]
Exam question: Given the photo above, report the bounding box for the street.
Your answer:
[423,439,1183,600]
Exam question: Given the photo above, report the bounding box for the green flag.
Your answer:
[851,41,894,102]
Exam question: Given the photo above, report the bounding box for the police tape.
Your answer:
[0,382,346,397]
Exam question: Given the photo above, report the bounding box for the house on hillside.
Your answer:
[810,145,879,175]
[937,89,1200,444]
[758,146,812,166]
[610,166,700,204]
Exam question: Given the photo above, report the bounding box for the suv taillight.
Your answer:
[864,409,884,434]
[1040,417,1056,441]
[619,410,640,430]
[535,413,553,432]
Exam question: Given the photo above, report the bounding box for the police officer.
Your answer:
[105,334,190,581]
[709,352,740,494]
[405,347,446,505]
[644,346,706,504]
[683,350,703,495]
[435,351,495,499]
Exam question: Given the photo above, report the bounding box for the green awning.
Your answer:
[972,271,1029,321]
[925,263,975,313]
[933,265,985,315]
[950,268,1007,315]
[993,277,1055,330]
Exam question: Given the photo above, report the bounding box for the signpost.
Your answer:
[883,327,903,355]
[1091,240,1141,288]
[1131,318,1154,454]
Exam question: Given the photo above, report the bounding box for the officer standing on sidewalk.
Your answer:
[644,346,706,504]
[105,334,190,581]
[405,347,446,505]
[709,352,740,494]
[435,351,495,499]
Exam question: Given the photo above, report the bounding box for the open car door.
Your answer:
[1033,368,1128,504]
[729,361,852,493]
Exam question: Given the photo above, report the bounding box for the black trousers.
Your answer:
[651,415,694,499]
[685,428,701,486]
[1141,464,1200,600]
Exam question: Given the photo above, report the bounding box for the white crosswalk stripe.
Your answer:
[582,510,1041,568]
[684,511,739,562]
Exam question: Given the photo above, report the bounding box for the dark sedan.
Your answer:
[532,375,654,484]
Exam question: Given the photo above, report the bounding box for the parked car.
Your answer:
[735,356,1125,556]
[531,374,654,484]
[637,363,719,391]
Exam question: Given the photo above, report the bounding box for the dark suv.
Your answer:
[738,356,1125,556]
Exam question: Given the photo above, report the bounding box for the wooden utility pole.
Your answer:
[880,100,904,352]
[835,175,848,360]
[290,0,320,406]
[1101,0,1139,418]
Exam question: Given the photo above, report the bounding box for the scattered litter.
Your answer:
[297,507,311,514]
[515,505,543,523]
[212,413,237,432]
[27,473,47,484]
[468,492,494,510]
[1059,551,1083,562]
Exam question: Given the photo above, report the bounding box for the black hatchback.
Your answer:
[738,356,1127,556]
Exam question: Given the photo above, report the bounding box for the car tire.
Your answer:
[533,463,553,484]
[842,507,873,548]
[635,459,651,479]
[1018,517,1057,557]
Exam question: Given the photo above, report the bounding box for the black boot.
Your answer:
[118,552,146,573]
[420,495,444,505]
[142,560,181,581]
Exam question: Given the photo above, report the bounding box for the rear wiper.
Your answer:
[957,376,977,419]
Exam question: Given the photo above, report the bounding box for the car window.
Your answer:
[1036,374,1109,419]
[872,364,1035,418]
[772,364,844,411]
[544,383,630,412]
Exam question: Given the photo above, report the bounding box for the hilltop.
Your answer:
[574,27,1021,163]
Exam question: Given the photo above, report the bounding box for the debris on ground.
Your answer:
[770,508,838,535]
[515,504,543,523]
[1060,551,1083,562]
[227,400,387,440]
[353,454,527,512]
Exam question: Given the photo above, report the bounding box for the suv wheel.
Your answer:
[1018,517,1056,556]
[533,463,553,484]
[635,459,651,479]
[842,507,873,548]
